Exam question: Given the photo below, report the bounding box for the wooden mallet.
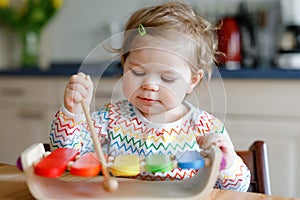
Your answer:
[81,100,118,192]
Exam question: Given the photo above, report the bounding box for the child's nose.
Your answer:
[141,82,159,92]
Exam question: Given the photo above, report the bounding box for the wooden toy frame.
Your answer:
[21,143,222,200]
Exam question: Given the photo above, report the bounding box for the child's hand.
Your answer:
[64,72,93,114]
[196,133,237,170]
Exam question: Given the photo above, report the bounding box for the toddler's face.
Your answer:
[122,48,200,119]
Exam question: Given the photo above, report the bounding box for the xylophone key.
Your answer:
[70,152,102,177]
[177,151,205,169]
[34,148,79,178]
[110,155,140,176]
[145,154,173,172]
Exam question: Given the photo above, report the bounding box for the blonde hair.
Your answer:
[118,1,219,78]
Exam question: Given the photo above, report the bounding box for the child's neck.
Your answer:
[142,103,189,123]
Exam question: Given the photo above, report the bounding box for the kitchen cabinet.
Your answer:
[188,78,300,198]
[0,77,55,164]
[0,76,123,165]
[0,104,50,163]
[214,79,300,198]
[0,76,299,198]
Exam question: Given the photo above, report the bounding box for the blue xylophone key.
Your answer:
[177,151,205,169]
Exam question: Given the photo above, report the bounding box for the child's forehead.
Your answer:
[122,28,199,70]
[129,34,195,62]
[126,49,192,74]
[131,34,188,50]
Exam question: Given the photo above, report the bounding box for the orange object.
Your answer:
[70,152,102,177]
[34,148,79,178]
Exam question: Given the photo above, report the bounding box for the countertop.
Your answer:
[1,62,300,79]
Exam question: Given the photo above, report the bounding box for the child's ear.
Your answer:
[187,69,203,94]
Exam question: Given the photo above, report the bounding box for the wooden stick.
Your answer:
[81,100,118,192]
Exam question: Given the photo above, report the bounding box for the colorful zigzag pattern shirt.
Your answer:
[49,100,250,191]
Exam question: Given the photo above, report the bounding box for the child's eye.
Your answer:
[161,76,176,83]
[131,69,145,76]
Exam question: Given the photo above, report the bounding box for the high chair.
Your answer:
[236,140,271,195]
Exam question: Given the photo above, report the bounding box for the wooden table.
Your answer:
[0,164,298,200]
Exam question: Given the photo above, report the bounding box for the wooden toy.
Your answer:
[110,155,140,176]
[107,151,206,177]
[33,150,205,179]
[20,142,222,200]
[177,151,205,169]
[19,99,223,199]
[70,152,102,177]
[32,149,207,178]
[145,154,173,172]
[81,100,118,192]
[34,148,79,178]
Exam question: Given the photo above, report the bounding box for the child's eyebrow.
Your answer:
[127,61,141,66]
[162,70,181,77]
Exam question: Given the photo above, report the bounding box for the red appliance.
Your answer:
[216,17,242,70]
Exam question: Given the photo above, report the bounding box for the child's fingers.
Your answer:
[218,139,235,153]
[215,139,228,153]
[77,73,93,89]
[197,134,236,169]
[67,83,89,99]
[65,90,83,104]
[196,136,205,147]
[196,133,221,149]
[64,73,94,114]
[66,73,93,101]
[69,73,92,90]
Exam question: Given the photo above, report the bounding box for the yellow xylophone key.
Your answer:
[110,155,140,176]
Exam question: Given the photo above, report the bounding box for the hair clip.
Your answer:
[138,24,146,36]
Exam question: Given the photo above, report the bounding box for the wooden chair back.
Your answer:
[236,140,271,195]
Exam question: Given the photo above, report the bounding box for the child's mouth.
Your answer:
[138,97,159,103]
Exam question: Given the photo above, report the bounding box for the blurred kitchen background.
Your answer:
[1,0,300,70]
[0,0,300,198]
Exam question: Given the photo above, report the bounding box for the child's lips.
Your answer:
[138,97,159,103]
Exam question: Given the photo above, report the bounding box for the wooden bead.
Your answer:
[103,178,119,192]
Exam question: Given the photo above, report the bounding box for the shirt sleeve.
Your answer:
[196,111,251,192]
[49,104,110,154]
[215,154,251,192]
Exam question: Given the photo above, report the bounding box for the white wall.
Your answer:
[41,0,169,67]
